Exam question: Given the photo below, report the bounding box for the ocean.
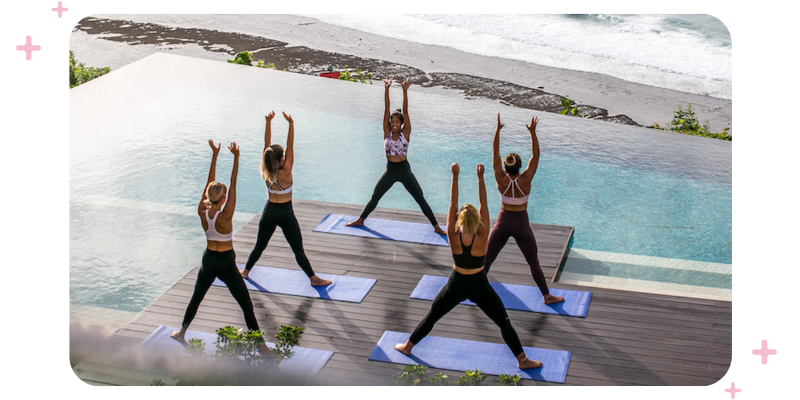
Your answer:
[302,14,732,100]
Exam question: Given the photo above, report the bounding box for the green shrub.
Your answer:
[559,97,579,116]
[456,369,488,386]
[494,373,522,386]
[69,51,110,88]
[150,324,303,386]
[338,65,373,84]
[658,103,731,141]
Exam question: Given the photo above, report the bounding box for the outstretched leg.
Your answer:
[243,206,279,275]
[512,220,563,304]
[484,212,511,274]
[279,205,332,286]
[172,259,216,341]
[398,273,465,354]
[216,255,260,331]
[348,167,397,226]
[398,162,445,234]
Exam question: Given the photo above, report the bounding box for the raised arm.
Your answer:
[401,77,412,137]
[221,142,239,218]
[282,112,295,173]
[383,76,393,136]
[446,163,460,237]
[520,115,540,182]
[263,111,275,153]
[492,113,505,183]
[198,139,221,215]
[476,163,489,235]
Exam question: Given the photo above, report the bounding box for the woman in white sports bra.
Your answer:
[486,114,564,305]
[345,76,445,235]
[172,141,272,357]
[241,111,332,287]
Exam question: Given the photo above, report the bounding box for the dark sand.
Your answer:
[71,14,732,133]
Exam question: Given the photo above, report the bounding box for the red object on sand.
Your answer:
[320,72,341,79]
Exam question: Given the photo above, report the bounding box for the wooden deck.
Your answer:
[73,199,731,386]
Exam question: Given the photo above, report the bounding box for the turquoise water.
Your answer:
[70,54,731,312]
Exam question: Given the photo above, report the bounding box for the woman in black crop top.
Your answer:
[395,162,543,370]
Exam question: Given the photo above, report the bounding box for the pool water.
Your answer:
[70,53,731,313]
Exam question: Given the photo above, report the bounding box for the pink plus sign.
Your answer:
[16,36,41,61]
[725,382,741,399]
[752,339,777,364]
[52,2,68,18]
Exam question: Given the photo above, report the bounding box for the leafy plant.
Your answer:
[456,369,488,386]
[494,373,522,386]
[559,97,579,116]
[151,324,303,386]
[338,65,373,84]
[657,103,731,141]
[255,60,278,69]
[273,325,304,363]
[227,51,254,66]
[393,364,429,385]
[69,51,110,88]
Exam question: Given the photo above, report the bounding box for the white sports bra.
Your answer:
[266,166,293,195]
[204,209,233,242]
[500,177,529,205]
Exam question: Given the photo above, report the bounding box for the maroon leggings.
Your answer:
[484,208,551,296]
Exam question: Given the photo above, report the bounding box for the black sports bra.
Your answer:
[452,233,485,269]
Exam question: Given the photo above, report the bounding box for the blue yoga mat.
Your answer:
[139,325,333,377]
[313,213,448,246]
[410,275,592,317]
[211,264,376,303]
[369,331,571,383]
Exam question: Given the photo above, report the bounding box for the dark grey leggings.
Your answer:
[359,160,439,226]
[245,201,315,277]
[181,249,259,331]
[409,270,524,357]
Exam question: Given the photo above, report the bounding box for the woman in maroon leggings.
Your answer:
[486,114,564,305]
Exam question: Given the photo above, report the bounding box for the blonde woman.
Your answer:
[241,111,331,287]
[486,114,564,305]
[395,162,543,370]
[172,141,269,353]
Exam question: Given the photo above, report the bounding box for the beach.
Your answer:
[70,14,732,133]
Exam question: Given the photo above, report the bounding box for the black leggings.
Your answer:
[359,160,438,226]
[409,270,524,357]
[245,201,315,277]
[181,249,259,331]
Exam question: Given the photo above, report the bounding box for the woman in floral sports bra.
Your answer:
[346,76,445,235]
[241,111,332,287]
[487,114,564,305]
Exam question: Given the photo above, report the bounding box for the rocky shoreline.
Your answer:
[74,17,645,127]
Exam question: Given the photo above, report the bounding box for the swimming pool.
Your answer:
[70,53,731,314]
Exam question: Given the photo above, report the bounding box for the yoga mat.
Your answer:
[139,325,333,377]
[369,331,571,383]
[313,213,448,246]
[211,264,376,303]
[410,275,592,317]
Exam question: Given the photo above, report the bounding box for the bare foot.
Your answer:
[518,357,543,369]
[433,225,446,235]
[345,218,365,227]
[310,275,333,287]
[258,344,276,359]
[543,293,565,305]
[394,340,414,356]
[170,330,186,343]
[239,269,249,279]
